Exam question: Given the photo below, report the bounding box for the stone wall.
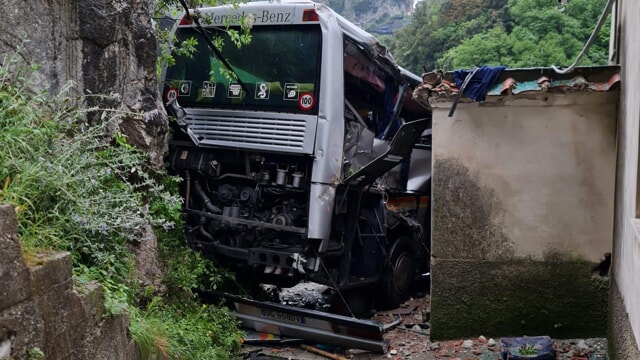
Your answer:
[0,205,139,360]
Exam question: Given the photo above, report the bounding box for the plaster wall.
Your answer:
[429,91,617,339]
[612,0,640,352]
[432,92,617,262]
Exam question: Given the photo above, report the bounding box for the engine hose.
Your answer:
[193,180,222,214]
[199,225,215,241]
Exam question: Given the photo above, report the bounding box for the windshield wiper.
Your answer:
[178,0,248,94]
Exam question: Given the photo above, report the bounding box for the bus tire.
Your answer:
[378,236,416,309]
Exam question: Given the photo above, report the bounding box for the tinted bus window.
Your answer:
[165,25,322,114]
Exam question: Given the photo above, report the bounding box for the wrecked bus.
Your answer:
[161,0,432,310]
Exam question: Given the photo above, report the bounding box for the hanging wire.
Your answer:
[311,247,357,318]
[551,0,616,74]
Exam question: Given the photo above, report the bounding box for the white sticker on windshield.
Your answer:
[283,83,299,101]
[255,82,270,100]
[228,83,243,98]
[202,81,216,97]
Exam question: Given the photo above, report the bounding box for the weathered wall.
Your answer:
[609,280,640,359]
[0,205,140,360]
[610,0,640,356]
[430,90,617,340]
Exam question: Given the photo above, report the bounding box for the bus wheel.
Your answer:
[379,237,416,309]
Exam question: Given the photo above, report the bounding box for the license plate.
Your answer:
[260,308,305,324]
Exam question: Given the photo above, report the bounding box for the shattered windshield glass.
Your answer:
[164,25,322,114]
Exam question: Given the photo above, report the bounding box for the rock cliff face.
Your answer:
[0,0,168,167]
[0,1,165,357]
[318,0,413,34]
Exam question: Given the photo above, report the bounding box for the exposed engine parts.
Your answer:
[170,146,318,273]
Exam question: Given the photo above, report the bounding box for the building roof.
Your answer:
[413,65,620,108]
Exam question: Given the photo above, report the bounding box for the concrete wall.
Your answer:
[610,0,640,357]
[0,205,139,360]
[430,90,617,340]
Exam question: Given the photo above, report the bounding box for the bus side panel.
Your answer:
[307,4,345,242]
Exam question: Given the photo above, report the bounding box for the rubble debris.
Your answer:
[461,339,474,349]
[238,294,609,360]
[278,281,331,309]
[300,344,349,360]
[413,68,621,112]
[377,304,417,316]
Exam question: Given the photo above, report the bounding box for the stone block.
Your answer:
[0,235,30,310]
[29,252,73,295]
[0,205,17,236]
[44,330,73,360]
[76,281,106,327]
[93,313,140,360]
[0,205,30,310]
[0,299,44,359]
[36,285,76,349]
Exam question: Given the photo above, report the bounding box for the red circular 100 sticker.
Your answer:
[298,92,315,111]
[165,88,178,102]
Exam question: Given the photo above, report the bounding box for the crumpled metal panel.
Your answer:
[199,290,389,353]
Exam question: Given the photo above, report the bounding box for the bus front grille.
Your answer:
[185,111,317,154]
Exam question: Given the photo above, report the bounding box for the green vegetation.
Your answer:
[385,0,610,73]
[0,50,242,359]
[155,0,253,78]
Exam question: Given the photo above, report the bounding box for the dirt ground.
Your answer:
[239,295,609,360]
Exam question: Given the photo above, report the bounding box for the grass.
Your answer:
[0,50,242,359]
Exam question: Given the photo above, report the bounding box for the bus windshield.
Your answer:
[165,25,322,114]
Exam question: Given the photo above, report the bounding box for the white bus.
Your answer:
[161,0,431,310]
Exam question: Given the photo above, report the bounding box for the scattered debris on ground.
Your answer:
[240,295,608,360]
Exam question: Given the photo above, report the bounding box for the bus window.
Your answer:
[164,25,322,114]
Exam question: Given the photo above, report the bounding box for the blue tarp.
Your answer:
[454,65,506,101]
[500,336,556,360]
